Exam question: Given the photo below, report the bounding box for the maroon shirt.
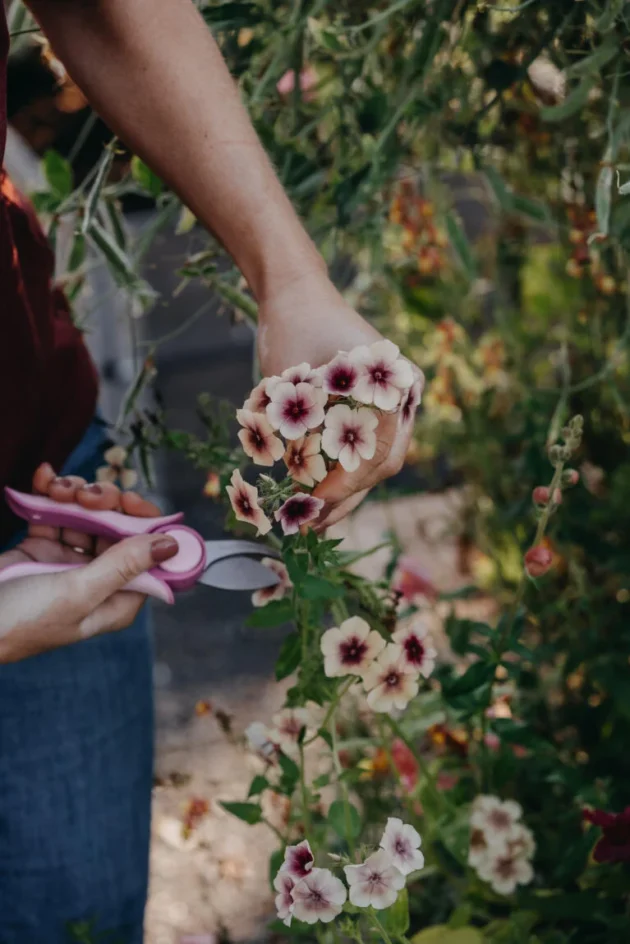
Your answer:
[1,11,98,543]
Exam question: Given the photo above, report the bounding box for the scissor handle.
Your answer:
[0,561,175,603]
[3,487,207,596]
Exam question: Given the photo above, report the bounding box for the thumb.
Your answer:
[73,533,179,610]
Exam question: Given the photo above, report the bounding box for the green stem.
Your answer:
[368,908,395,944]
[306,677,355,746]
[298,740,312,842]
[330,712,356,856]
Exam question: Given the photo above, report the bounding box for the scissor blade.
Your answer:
[199,555,281,591]
[203,539,281,567]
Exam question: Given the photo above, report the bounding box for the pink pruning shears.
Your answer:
[0,487,280,604]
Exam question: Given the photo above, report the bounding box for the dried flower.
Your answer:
[284,434,327,487]
[320,616,386,678]
[226,469,272,535]
[97,445,138,489]
[344,849,406,909]
[321,404,378,472]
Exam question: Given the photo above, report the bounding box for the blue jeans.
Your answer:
[0,420,153,944]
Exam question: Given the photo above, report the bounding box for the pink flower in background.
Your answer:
[274,871,295,927]
[320,616,386,678]
[476,848,534,896]
[321,352,359,398]
[276,66,318,101]
[280,840,315,879]
[244,721,276,759]
[350,340,414,411]
[291,868,347,924]
[275,492,325,535]
[251,558,292,608]
[471,795,522,847]
[284,434,327,487]
[321,404,378,472]
[236,409,284,466]
[267,381,327,440]
[392,556,439,603]
[392,620,437,678]
[400,377,424,424]
[524,545,553,577]
[583,806,630,863]
[363,644,419,713]
[243,377,273,413]
[269,707,314,756]
[226,469,271,535]
[344,849,405,909]
[390,739,419,793]
[379,817,424,876]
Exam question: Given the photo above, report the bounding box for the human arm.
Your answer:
[0,465,178,663]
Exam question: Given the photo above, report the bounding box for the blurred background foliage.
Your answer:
[7,0,630,940]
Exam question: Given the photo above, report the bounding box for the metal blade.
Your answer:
[198,555,281,592]
[203,539,281,567]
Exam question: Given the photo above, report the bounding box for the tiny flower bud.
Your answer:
[548,444,566,465]
[563,468,579,487]
[532,486,562,506]
[524,545,553,578]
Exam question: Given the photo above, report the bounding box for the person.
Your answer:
[0,1,420,941]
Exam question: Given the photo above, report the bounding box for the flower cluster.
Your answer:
[274,818,423,927]
[227,342,420,536]
[320,616,436,713]
[468,795,535,895]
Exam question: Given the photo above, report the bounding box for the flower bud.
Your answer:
[562,468,579,487]
[524,545,553,578]
[532,486,562,506]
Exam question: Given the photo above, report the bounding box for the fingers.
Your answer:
[120,491,161,518]
[32,462,56,495]
[71,532,179,611]
[47,475,87,502]
[76,481,123,511]
[315,489,369,532]
[78,590,145,638]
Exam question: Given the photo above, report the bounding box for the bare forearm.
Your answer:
[27,0,325,301]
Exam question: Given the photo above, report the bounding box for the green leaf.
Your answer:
[278,752,300,785]
[246,598,293,628]
[269,848,284,889]
[247,775,269,797]
[443,661,494,697]
[411,927,483,944]
[446,211,476,279]
[511,194,550,223]
[220,801,262,824]
[283,548,308,584]
[382,888,410,936]
[202,1,263,29]
[42,150,73,199]
[540,75,596,123]
[67,233,86,272]
[82,144,115,235]
[300,574,345,600]
[328,799,362,841]
[483,167,513,212]
[312,773,330,789]
[275,632,302,680]
[131,155,163,198]
[567,39,618,76]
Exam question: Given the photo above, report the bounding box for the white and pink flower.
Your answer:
[476,848,534,896]
[291,868,347,924]
[251,558,292,608]
[243,378,273,413]
[321,352,359,398]
[226,469,272,535]
[468,827,491,869]
[392,620,436,678]
[284,434,327,487]
[321,403,378,472]
[269,707,314,757]
[350,340,414,411]
[275,362,323,388]
[400,376,424,424]
[470,795,523,849]
[275,493,325,535]
[236,409,285,466]
[379,817,425,876]
[267,381,327,440]
[273,870,295,927]
[362,644,419,713]
[279,840,314,879]
[344,849,405,910]
[244,721,276,760]
[320,616,385,678]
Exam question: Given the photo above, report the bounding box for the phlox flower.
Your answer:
[275,493,325,535]
[251,558,292,608]
[321,404,378,472]
[279,839,314,879]
[350,339,414,411]
[291,868,347,924]
[470,795,523,849]
[226,469,271,535]
[400,376,424,424]
[320,352,359,398]
[243,378,273,413]
[274,361,323,388]
[269,707,314,757]
[344,849,405,910]
[392,620,437,678]
[362,644,420,713]
[320,616,385,678]
[267,381,326,440]
[236,409,284,466]
[476,848,534,896]
[273,870,295,927]
[244,721,276,760]
[379,817,424,876]
[284,434,327,487]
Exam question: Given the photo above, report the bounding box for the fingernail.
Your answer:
[81,483,103,495]
[54,477,73,488]
[151,536,179,563]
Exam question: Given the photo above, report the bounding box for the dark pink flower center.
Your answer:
[395,838,408,856]
[369,363,392,386]
[249,426,265,450]
[329,365,356,392]
[285,397,308,421]
[404,635,425,666]
[385,671,401,688]
[488,809,512,831]
[342,424,362,447]
[289,846,314,876]
[496,857,516,879]
[283,497,313,522]
[340,635,368,665]
[402,388,418,421]
[236,491,253,516]
[368,871,386,888]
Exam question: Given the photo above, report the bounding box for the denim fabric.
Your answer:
[0,420,153,944]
